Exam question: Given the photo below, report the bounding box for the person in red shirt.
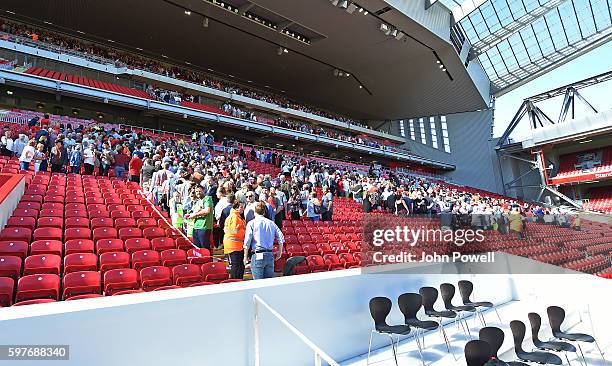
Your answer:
[113,146,129,179]
[128,153,143,183]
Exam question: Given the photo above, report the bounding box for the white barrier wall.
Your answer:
[0,261,516,366]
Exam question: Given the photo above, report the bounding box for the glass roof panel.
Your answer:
[455,0,612,93]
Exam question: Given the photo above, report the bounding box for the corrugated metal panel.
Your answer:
[403,110,503,192]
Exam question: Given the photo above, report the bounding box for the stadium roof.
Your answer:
[454,0,612,95]
[0,0,489,121]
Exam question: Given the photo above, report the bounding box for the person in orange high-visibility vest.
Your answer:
[223,201,246,279]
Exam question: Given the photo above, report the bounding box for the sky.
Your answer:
[492,40,612,140]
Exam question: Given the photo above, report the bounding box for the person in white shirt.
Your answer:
[12,134,27,157]
[19,140,37,171]
[82,143,96,175]
[0,131,14,156]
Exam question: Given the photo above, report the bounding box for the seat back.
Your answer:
[478,326,504,357]
[458,280,474,304]
[464,340,492,366]
[439,283,456,309]
[546,306,565,333]
[397,293,422,322]
[527,312,543,343]
[419,286,439,312]
[369,296,391,329]
[509,320,527,354]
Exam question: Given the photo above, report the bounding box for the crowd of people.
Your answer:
[2,105,581,282]
[0,18,383,132]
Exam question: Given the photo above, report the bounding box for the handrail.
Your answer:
[253,294,340,366]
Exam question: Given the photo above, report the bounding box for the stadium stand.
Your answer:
[585,186,612,214]
[0,113,610,306]
[551,147,612,184]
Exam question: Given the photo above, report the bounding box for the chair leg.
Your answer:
[388,334,399,366]
[493,306,502,323]
[367,330,374,366]
[593,340,605,362]
[414,329,426,366]
[438,319,457,360]
[577,343,589,366]
[564,351,572,366]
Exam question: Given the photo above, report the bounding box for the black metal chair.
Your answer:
[398,293,439,366]
[419,286,457,358]
[479,326,532,366]
[368,297,412,366]
[465,340,492,366]
[441,283,476,338]
[547,306,605,366]
[458,280,502,325]
[510,320,563,365]
[528,312,577,365]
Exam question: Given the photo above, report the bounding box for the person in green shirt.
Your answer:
[185,186,214,250]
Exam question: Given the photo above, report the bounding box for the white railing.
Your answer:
[253,294,340,366]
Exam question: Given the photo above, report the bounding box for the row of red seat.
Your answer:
[0,262,235,306]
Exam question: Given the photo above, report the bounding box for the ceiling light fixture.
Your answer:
[339,0,349,9]
[184,10,191,15]
[203,17,209,27]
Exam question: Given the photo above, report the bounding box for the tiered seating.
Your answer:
[585,186,612,214]
[24,67,153,100]
[552,147,612,184]
[0,172,221,306]
[180,101,228,116]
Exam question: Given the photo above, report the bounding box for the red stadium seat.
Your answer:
[39,209,63,218]
[65,293,104,301]
[140,266,172,291]
[124,238,151,254]
[131,250,160,271]
[13,298,57,306]
[172,264,202,287]
[64,228,91,241]
[6,216,36,230]
[338,253,359,268]
[0,227,32,242]
[118,228,142,241]
[0,256,22,279]
[176,237,194,250]
[115,218,137,229]
[91,218,114,230]
[64,253,98,274]
[137,218,157,229]
[200,262,229,283]
[93,227,118,243]
[143,227,165,240]
[41,203,63,211]
[0,277,14,307]
[11,208,38,219]
[187,248,212,264]
[16,201,41,210]
[323,254,344,270]
[132,211,151,219]
[99,252,130,273]
[64,239,95,255]
[151,237,175,252]
[30,240,63,257]
[62,271,101,300]
[65,217,90,229]
[15,274,60,302]
[0,241,28,259]
[23,254,61,275]
[65,209,88,219]
[96,238,124,255]
[161,249,187,267]
[37,216,64,229]
[33,227,62,241]
[305,255,328,272]
[103,269,139,295]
